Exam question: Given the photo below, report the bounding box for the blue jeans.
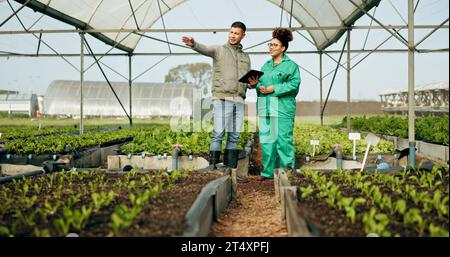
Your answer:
[209,99,244,151]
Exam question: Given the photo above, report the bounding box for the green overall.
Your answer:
[256,54,301,178]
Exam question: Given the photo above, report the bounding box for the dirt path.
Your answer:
[209,175,288,237]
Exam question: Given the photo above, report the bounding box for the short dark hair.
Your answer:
[231,21,246,32]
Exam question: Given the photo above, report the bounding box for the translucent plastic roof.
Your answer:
[379,82,449,95]
[14,0,380,52]
[415,82,449,92]
[0,92,34,101]
[44,80,195,117]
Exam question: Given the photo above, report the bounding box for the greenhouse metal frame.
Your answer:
[0,0,449,167]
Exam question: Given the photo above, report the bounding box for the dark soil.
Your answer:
[0,170,222,237]
[290,168,449,237]
[87,172,222,237]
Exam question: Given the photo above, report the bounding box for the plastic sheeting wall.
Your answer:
[0,93,38,117]
[43,80,195,117]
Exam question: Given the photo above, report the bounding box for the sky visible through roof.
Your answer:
[0,0,448,102]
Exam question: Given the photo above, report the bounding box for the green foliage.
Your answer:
[165,62,212,89]
[429,223,449,237]
[0,226,11,237]
[404,208,427,235]
[120,123,252,155]
[344,115,449,145]
[91,191,115,213]
[296,165,449,236]
[362,208,391,237]
[394,199,407,216]
[431,190,449,218]
[5,128,136,154]
[0,168,189,236]
[293,124,394,156]
[0,126,77,140]
[299,185,314,200]
[109,204,141,236]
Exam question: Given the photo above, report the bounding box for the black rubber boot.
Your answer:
[209,151,221,170]
[223,149,230,167]
[225,149,239,169]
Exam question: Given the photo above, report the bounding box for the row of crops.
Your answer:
[294,124,394,156]
[1,125,251,156]
[0,168,218,236]
[1,118,447,238]
[0,126,79,140]
[292,165,449,237]
[0,125,122,140]
[342,115,449,145]
[120,122,252,156]
[2,123,392,157]
[3,128,135,154]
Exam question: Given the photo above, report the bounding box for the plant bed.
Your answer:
[0,169,223,236]
[119,122,253,157]
[289,166,449,237]
[343,115,449,146]
[294,124,395,157]
[2,129,136,156]
[0,153,56,166]
[0,141,131,169]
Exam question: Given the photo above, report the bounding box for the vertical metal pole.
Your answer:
[319,52,323,126]
[408,0,416,167]
[80,32,84,135]
[128,54,133,127]
[346,29,351,131]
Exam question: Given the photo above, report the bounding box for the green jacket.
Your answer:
[256,54,301,118]
[192,41,251,101]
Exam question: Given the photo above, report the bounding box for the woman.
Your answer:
[249,28,301,180]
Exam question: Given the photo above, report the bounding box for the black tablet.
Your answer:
[239,70,264,83]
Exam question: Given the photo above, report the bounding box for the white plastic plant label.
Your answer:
[365,133,380,146]
[349,133,361,140]
[310,140,320,145]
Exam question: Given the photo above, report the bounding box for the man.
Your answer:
[182,21,251,170]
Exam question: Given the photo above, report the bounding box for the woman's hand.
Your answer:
[248,76,259,88]
[265,86,274,94]
[259,85,274,95]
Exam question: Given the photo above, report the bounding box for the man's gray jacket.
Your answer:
[192,41,251,101]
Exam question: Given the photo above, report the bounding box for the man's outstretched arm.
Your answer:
[182,36,217,58]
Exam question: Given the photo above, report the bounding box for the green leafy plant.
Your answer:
[404,208,427,235]
[0,226,11,237]
[393,199,407,216]
[91,191,115,213]
[429,223,449,237]
[53,218,70,236]
[299,185,314,200]
[431,190,449,218]
[109,204,141,236]
[362,207,391,237]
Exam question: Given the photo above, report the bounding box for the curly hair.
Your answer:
[272,28,293,52]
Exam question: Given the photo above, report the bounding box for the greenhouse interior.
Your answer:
[0,0,449,245]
